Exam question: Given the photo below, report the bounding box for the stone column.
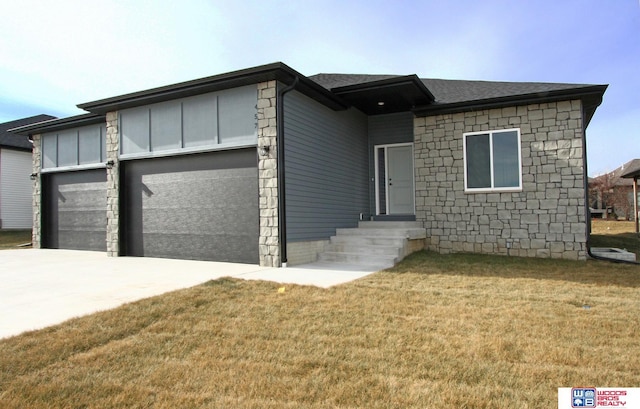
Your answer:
[31,133,42,248]
[257,81,280,267]
[105,111,120,257]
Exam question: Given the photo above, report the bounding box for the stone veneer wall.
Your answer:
[414,100,587,260]
[105,111,120,257]
[31,133,42,248]
[257,81,280,267]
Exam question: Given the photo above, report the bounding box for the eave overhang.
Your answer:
[77,62,348,114]
[621,169,640,179]
[330,75,435,115]
[9,113,105,136]
[413,84,608,128]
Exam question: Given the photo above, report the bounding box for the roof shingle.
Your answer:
[0,115,56,150]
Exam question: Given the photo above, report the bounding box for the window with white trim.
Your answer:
[463,128,522,192]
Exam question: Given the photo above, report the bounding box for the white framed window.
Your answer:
[463,128,522,192]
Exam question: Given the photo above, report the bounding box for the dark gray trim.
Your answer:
[9,113,105,136]
[78,62,348,114]
[413,85,607,127]
[277,77,299,264]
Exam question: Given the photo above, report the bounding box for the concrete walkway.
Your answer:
[0,249,381,339]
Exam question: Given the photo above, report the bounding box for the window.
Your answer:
[120,85,258,156]
[463,128,522,192]
[41,124,106,170]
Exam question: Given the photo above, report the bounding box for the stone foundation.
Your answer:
[286,240,329,266]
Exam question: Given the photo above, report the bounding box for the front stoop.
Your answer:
[318,221,427,269]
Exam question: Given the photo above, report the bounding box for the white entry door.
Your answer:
[375,144,415,215]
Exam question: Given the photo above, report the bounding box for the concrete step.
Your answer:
[358,221,423,229]
[326,243,402,256]
[335,227,426,240]
[318,251,397,268]
[329,235,407,247]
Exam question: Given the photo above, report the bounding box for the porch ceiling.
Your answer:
[331,75,434,115]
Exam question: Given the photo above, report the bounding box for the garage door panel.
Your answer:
[43,170,107,251]
[57,230,108,251]
[58,210,107,230]
[123,149,259,264]
[135,232,256,262]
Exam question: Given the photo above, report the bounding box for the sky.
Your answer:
[1,0,638,176]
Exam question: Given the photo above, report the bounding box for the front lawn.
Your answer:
[590,219,640,258]
[0,229,31,249]
[1,251,638,408]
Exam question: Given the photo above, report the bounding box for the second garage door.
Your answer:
[121,148,259,264]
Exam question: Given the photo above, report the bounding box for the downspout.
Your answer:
[582,104,640,265]
[277,76,299,267]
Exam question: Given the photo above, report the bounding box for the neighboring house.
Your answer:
[12,62,607,265]
[0,115,56,229]
[589,159,640,220]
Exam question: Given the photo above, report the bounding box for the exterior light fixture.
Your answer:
[258,146,270,156]
[29,172,38,181]
[377,101,385,106]
[106,160,115,169]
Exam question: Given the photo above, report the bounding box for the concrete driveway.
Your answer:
[0,249,380,339]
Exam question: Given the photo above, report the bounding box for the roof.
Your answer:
[11,62,608,136]
[591,159,640,186]
[77,62,347,115]
[10,113,104,136]
[310,73,607,124]
[0,114,56,150]
[620,159,640,179]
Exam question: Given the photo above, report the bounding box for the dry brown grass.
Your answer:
[591,219,637,235]
[1,252,639,408]
[0,230,31,249]
[590,219,640,258]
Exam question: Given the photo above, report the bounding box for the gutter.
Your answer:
[277,76,299,267]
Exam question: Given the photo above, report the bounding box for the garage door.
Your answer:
[42,169,107,251]
[121,148,259,264]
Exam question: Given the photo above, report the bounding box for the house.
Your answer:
[589,159,640,220]
[0,115,55,229]
[12,62,607,265]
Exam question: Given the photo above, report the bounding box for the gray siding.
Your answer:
[367,112,415,217]
[368,112,414,147]
[284,91,369,241]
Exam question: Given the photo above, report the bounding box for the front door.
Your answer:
[375,144,415,215]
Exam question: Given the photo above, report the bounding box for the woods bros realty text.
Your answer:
[558,388,640,408]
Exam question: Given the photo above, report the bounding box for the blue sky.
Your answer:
[1,0,638,175]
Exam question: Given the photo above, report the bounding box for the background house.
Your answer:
[589,159,640,220]
[0,115,55,229]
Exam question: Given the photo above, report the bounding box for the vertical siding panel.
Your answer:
[284,91,369,241]
[0,149,33,229]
